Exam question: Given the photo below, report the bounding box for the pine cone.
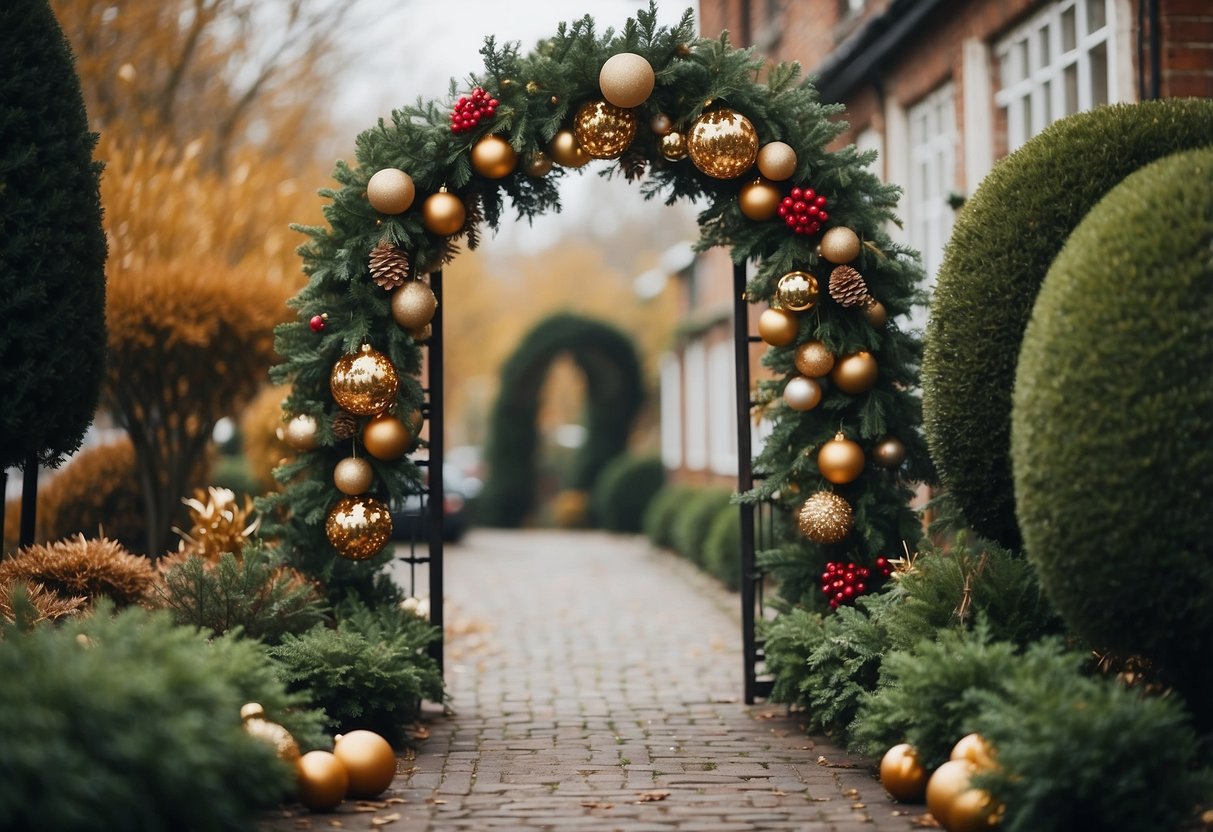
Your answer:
[331,411,358,440]
[829,265,870,308]
[368,241,410,290]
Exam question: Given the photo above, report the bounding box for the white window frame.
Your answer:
[659,352,682,470]
[708,340,738,476]
[906,82,957,287]
[682,341,708,472]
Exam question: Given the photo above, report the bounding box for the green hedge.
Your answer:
[670,486,733,567]
[703,502,741,590]
[590,454,665,533]
[643,483,694,549]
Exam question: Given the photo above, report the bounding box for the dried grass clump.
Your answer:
[0,535,155,607]
[0,580,88,627]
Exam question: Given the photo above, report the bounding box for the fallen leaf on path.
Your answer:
[370,813,401,827]
[293,821,311,830]
[843,788,859,798]
[852,802,866,810]
[355,801,388,810]
[385,798,407,805]
[327,821,343,828]
[912,813,943,828]
[581,801,614,810]
[817,756,829,766]
[636,790,671,802]
[770,790,786,797]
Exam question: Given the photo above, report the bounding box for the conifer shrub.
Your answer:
[589,454,666,533]
[670,486,733,567]
[643,483,695,549]
[0,535,154,607]
[702,502,741,590]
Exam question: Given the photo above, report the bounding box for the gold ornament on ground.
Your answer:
[391,280,438,329]
[798,491,854,544]
[649,112,673,136]
[659,131,688,161]
[334,456,374,496]
[879,743,927,802]
[829,265,871,308]
[757,307,798,346]
[241,702,301,764]
[362,413,412,461]
[470,134,518,179]
[599,52,656,108]
[817,432,866,484]
[325,496,392,560]
[872,436,907,468]
[820,226,862,263]
[862,297,888,328]
[794,340,835,377]
[523,150,553,177]
[830,351,878,395]
[295,750,348,812]
[948,788,1004,832]
[775,271,820,312]
[333,730,397,799]
[330,345,399,415]
[687,107,759,179]
[739,178,782,221]
[782,376,822,411]
[926,759,977,830]
[756,140,798,181]
[366,168,415,215]
[548,129,590,168]
[368,241,410,290]
[573,99,638,159]
[284,414,319,451]
[950,734,996,770]
[421,188,466,236]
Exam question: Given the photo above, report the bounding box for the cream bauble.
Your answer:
[599,52,656,108]
[367,168,415,214]
[334,456,373,496]
[284,414,320,451]
[756,141,797,181]
[783,376,822,411]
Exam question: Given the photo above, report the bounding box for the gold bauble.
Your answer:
[410,323,433,343]
[599,52,656,108]
[757,307,798,347]
[820,226,862,264]
[362,413,412,461]
[948,788,1003,832]
[421,188,466,236]
[295,750,349,812]
[548,129,590,168]
[817,432,866,484]
[872,436,907,468]
[797,491,854,544]
[926,759,976,829]
[241,703,301,764]
[649,112,673,136]
[879,743,927,802]
[863,297,889,328]
[794,340,835,378]
[659,131,688,161]
[950,734,996,770]
[334,456,374,496]
[775,271,820,312]
[830,350,879,395]
[687,107,759,179]
[523,150,553,177]
[325,496,392,560]
[738,177,782,221]
[573,99,638,159]
[333,730,396,799]
[330,345,399,416]
[391,280,438,329]
[470,134,518,179]
[284,414,320,451]
[756,140,798,181]
[782,375,822,412]
[366,168,415,215]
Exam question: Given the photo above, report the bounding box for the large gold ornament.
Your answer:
[391,281,438,330]
[470,134,518,179]
[879,743,927,802]
[334,456,374,496]
[872,435,907,468]
[599,52,656,108]
[548,129,590,168]
[333,730,397,799]
[325,496,392,560]
[330,345,399,415]
[241,702,301,764]
[775,271,819,312]
[739,178,782,221]
[817,432,865,484]
[830,350,879,395]
[295,750,348,812]
[951,734,996,770]
[366,168,415,215]
[687,107,759,179]
[573,99,638,159]
[948,787,1003,832]
[362,413,412,461]
[757,307,798,346]
[926,759,976,829]
[794,340,835,377]
[782,376,821,411]
[756,140,797,181]
[862,297,889,328]
[820,225,862,264]
[421,188,466,236]
[797,491,854,543]
[523,150,553,177]
[284,414,320,451]
[659,131,688,161]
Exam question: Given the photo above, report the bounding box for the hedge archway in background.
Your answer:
[1011,146,1213,726]
[921,99,1213,550]
[478,313,643,528]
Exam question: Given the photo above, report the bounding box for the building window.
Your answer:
[708,340,738,476]
[855,126,883,178]
[995,0,1123,152]
[659,352,682,469]
[683,341,708,471]
[907,83,957,284]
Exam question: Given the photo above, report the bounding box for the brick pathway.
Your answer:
[266,529,926,831]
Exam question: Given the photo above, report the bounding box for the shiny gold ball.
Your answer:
[659,131,688,161]
[470,134,518,179]
[879,743,927,802]
[421,189,466,236]
[863,297,888,328]
[948,788,1003,832]
[926,759,976,829]
[817,432,866,484]
[284,414,320,451]
[873,436,907,469]
[775,271,820,312]
[794,340,835,378]
[599,52,656,108]
[242,703,301,764]
[334,456,374,496]
[523,150,553,177]
[333,730,397,799]
[362,413,412,461]
[687,107,759,179]
[649,112,673,136]
[757,307,798,346]
[548,129,590,168]
[296,750,348,812]
[330,345,399,416]
[325,496,392,561]
[391,280,438,330]
[950,734,996,770]
[739,177,782,221]
[783,376,822,411]
[410,323,433,343]
[797,491,854,544]
[366,168,415,215]
[820,226,862,264]
[830,350,879,395]
[574,99,638,159]
[756,140,798,181]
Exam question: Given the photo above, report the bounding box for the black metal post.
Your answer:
[19,456,38,548]
[427,269,445,675]
[732,261,760,704]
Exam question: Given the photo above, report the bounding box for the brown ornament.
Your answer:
[599,52,655,108]
[330,345,399,415]
[573,99,638,159]
[659,131,688,161]
[872,436,907,468]
[687,107,759,179]
[284,414,319,451]
[523,150,553,177]
[241,702,301,764]
[817,431,865,484]
[333,730,396,799]
[334,456,374,496]
[830,351,878,395]
[794,340,835,377]
[325,495,392,560]
[829,265,871,308]
[649,112,673,136]
[775,271,820,312]
[926,759,976,830]
[783,376,822,411]
[410,323,433,343]
[362,413,412,461]
[421,188,466,236]
[295,750,348,812]
[948,788,1003,832]
[548,129,590,168]
[950,734,996,770]
[470,134,518,179]
[391,280,438,330]
[757,307,798,346]
[879,743,927,802]
[366,168,415,215]
[797,491,854,544]
[756,140,798,181]
[739,177,782,221]
[368,241,410,290]
[862,297,888,328]
[820,225,862,264]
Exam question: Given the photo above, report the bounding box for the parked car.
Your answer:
[389,464,470,543]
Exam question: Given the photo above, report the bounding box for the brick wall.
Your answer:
[1160,0,1213,97]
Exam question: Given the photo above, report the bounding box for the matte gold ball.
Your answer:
[362,413,412,461]
[820,225,862,264]
[421,189,466,236]
[756,140,798,181]
[926,759,976,829]
[523,150,553,177]
[757,307,798,346]
[948,788,1003,832]
[739,177,782,221]
[470,134,518,179]
[334,456,374,496]
[794,340,835,378]
[333,730,397,799]
[599,52,656,108]
[872,436,907,468]
[863,298,888,328]
[649,112,673,136]
[775,271,820,312]
[830,350,879,395]
[659,131,688,161]
[325,496,392,560]
[366,168,415,214]
[330,345,399,416]
[879,743,927,802]
[410,323,433,343]
[391,280,438,329]
[548,129,591,168]
[783,375,822,411]
[284,414,320,451]
[687,107,759,179]
[950,734,996,770]
[797,491,854,544]
[295,750,348,812]
[573,99,638,159]
[817,432,866,484]
[242,703,301,764]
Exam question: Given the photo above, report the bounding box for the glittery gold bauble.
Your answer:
[756,140,798,181]
[950,734,996,770]
[325,496,392,560]
[333,730,396,799]
[659,131,688,161]
[926,760,976,830]
[817,431,865,484]
[599,52,656,108]
[366,168,415,215]
[295,750,348,812]
[687,107,759,179]
[862,298,888,328]
[391,281,438,329]
[794,340,835,378]
[334,456,374,496]
[421,188,466,236]
[797,491,854,544]
[470,134,518,179]
[775,271,820,312]
[242,703,301,764]
[783,376,821,411]
[820,226,862,264]
[548,129,590,168]
[362,413,412,461]
[872,436,907,468]
[330,345,399,415]
[879,743,927,802]
[573,99,638,159]
[284,414,320,450]
[523,150,553,177]
[757,307,798,346]
[649,112,673,136]
[739,177,782,221]
[948,788,1003,832]
[830,350,879,395]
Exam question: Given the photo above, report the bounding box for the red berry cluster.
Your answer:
[778,186,829,235]
[820,556,893,608]
[450,87,499,134]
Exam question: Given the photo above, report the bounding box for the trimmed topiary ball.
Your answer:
[1011,146,1213,726]
[922,99,1213,550]
[589,453,665,533]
